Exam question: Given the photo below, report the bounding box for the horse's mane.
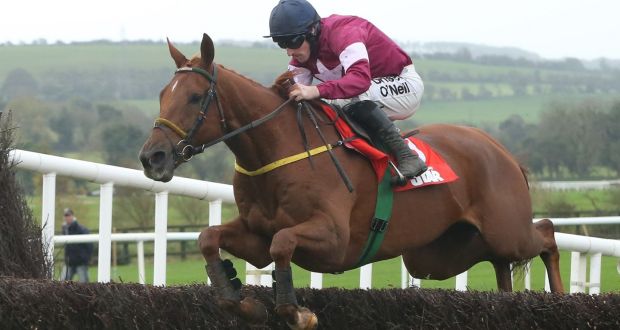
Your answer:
[186,57,319,106]
[271,71,296,99]
[270,71,324,110]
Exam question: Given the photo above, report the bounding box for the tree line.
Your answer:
[486,99,620,178]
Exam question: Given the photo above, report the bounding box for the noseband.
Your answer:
[154,65,224,161]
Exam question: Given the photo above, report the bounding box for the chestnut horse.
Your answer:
[139,34,563,329]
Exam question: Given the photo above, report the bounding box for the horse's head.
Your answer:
[139,33,220,182]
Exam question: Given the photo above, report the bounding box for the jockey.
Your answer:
[265,0,427,182]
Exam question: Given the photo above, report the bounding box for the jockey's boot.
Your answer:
[343,100,427,184]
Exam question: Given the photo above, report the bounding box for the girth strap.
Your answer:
[354,166,394,268]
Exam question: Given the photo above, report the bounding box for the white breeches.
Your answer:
[325,64,424,121]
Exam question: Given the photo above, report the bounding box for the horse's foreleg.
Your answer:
[269,219,341,330]
[535,219,565,293]
[198,219,271,324]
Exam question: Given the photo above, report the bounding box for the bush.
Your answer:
[0,110,50,278]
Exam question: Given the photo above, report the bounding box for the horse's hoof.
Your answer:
[239,296,268,324]
[287,307,318,330]
[216,298,238,311]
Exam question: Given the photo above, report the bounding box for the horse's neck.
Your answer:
[217,69,300,170]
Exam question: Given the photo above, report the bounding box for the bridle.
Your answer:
[153,64,294,162]
[154,65,223,162]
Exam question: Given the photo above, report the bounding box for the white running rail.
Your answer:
[10,149,620,292]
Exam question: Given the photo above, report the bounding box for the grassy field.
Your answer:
[57,251,619,293]
[116,93,553,126]
[0,43,288,83]
[114,92,618,134]
[3,42,611,83]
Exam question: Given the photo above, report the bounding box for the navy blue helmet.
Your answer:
[265,0,320,38]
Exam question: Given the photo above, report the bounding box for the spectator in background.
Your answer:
[61,208,93,283]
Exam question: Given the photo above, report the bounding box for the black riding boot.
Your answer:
[344,100,427,183]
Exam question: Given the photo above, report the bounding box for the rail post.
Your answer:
[41,173,56,272]
[153,191,169,286]
[97,182,114,283]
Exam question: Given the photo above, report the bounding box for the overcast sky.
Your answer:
[1,0,618,59]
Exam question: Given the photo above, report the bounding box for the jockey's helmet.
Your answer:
[265,0,320,38]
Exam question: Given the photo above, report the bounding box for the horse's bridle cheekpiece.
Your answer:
[154,65,222,162]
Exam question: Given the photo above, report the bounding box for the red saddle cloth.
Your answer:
[320,103,458,191]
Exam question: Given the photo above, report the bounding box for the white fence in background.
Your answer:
[10,149,620,293]
[532,179,620,190]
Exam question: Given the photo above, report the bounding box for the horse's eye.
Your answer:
[189,94,202,104]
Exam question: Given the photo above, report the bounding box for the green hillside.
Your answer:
[2,41,617,128]
[0,42,287,85]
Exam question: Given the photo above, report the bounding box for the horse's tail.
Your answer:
[511,258,532,280]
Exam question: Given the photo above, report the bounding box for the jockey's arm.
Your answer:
[316,41,372,100]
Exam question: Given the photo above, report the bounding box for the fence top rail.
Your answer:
[554,233,620,257]
[532,180,620,190]
[10,149,234,203]
[535,217,620,226]
[53,232,199,244]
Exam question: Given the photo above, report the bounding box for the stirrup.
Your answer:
[388,161,408,186]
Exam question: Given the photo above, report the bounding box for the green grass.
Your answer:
[530,188,620,215]
[57,251,619,293]
[0,43,287,83]
[6,43,606,84]
[118,92,615,131]
[406,93,619,128]
[411,95,545,126]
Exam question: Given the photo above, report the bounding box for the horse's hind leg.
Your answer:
[535,219,564,292]
[492,260,513,291]
[199,218,272,324]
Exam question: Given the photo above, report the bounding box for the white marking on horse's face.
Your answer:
[171,80,179,93]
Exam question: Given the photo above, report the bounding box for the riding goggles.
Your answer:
[274,34,306,49]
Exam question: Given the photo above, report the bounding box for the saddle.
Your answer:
[318,102,458,192]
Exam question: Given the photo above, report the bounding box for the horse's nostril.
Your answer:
[150,151,166,167]
[140,150,167,169]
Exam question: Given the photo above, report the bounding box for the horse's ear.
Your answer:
[200,33,215,67]
[167,37,188,69]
